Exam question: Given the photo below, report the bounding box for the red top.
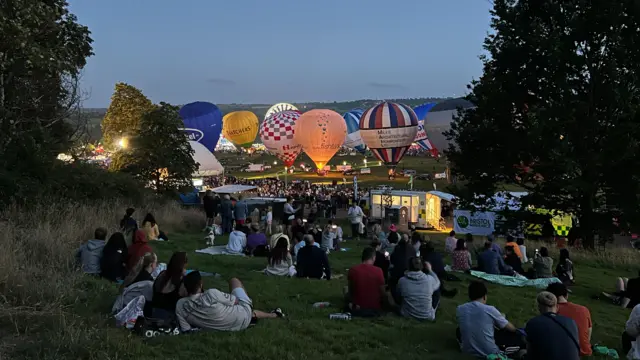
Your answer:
[127,230,152,271]
[557,302,592,356]
[348,263,385,310]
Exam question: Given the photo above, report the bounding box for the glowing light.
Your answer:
[118,138,128,149]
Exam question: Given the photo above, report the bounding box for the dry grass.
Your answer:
[520,239,640,268]
[0,198,204,359]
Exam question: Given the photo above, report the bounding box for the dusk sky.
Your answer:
[68,0,492,107]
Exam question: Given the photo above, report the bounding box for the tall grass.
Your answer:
[0,199,204,359]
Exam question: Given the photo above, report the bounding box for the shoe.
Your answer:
[272,308,286,318]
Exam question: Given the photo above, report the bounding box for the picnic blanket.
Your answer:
[470,270,561,289]
[195,246,246,257]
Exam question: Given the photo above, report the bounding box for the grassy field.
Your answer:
[216,152,452,189]
[50,231,640,359]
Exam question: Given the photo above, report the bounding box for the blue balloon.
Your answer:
[413,103,438,152]
[343,108,367,154]
[179,102,223,152]
[413,102,437,121]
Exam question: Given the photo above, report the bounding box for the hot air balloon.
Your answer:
[179,102,223,152]
[359,101,418,168]
[412,103,439,156]
[265,103,298,120]
[342,108,367,154]
[222,111,259,148]
[294,109,347,169]
[259,110,302,167]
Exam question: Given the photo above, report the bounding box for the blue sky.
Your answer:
[68,0,492,107]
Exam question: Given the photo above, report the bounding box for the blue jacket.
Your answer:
[234,200,249,220]
[477,249,510,275]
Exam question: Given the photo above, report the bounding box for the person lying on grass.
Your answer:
[176,271,284,332]
[602,271,640,309]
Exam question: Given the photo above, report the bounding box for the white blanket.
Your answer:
[195,246,246,256]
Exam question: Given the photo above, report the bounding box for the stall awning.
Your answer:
[210,185,257,194]
[427,191,456,202]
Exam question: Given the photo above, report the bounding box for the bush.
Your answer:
[0,198,204,358]
[0,161,153,206]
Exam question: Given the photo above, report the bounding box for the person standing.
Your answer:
[234,194,249,226]
[347,201,364,241]
[220,194,234,234]
[202,190,218,228]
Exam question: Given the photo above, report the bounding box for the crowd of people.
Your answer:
[74,203,640,360]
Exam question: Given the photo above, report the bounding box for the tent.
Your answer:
[210,184,257,194]
[189,141,224,176]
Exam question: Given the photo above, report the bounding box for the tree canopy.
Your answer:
[110,102,197,194]
[0,0,93,171]
[445,0,640,245]
[101,82,154,149]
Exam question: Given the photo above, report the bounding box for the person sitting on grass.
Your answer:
[525,291,580,360]
[504,235,523,260]
[445,230,457,254]
[452,238,472,272]
[122,252,158,289]
[76,227,108,275]
[555,248,574,285]
[504,245,524,275]
[477,241,512,275]
[623,304,640,359]
[151,252,188,319]
[176,272,284,332]
[226,224,247,255]
[389,234,417,302]
[245,223,268,257]
[602,271,640,309]
[127,229,153,273]
[100,232,128,282]
[397,257,441,321]
[545,282,592,357]
[517,238,528,263]
[456,281,526,358]
[142,213,160,241]
[270,225,290,250]
[296,234,331,280]
[119,207,138,238]
[532,246,553,278]
[265,237,294,277]
[321,222,337,253]
[345,247,388,317]
[371,240,390,283]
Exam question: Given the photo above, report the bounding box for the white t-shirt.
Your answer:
[226,231,246,254]
[266,211,273,224]
[626,304,640,359]
[445,236,457,253]
[347,206,364,224]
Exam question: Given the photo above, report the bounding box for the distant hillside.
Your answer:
[83,97,473,141]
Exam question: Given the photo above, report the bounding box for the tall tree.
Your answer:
[445,0,640,247]
[0,0,93,170]
[101,82,154,149]
[111,102,197,194]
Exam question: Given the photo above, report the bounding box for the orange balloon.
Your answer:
[294,109,347,169]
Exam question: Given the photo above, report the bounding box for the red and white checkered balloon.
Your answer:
[260,110,302,167]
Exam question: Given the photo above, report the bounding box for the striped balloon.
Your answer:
[412,103,439,156]
[359,101,418,167]
[342,108,367,154]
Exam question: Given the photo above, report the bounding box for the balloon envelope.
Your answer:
[179,102,222,152]
[222,111,259,148]
[412,103,439,155]
[265,103,298,120]
[295,109,347,169]
[359,102,418,167]
[259,110,302,167]
[342,109,367,154]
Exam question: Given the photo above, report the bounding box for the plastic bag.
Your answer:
[115,295,146,329]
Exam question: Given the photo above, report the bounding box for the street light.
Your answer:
[273,161,277,165]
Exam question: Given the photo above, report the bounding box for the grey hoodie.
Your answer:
[76,239,105,275]
[397,270,441,321]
